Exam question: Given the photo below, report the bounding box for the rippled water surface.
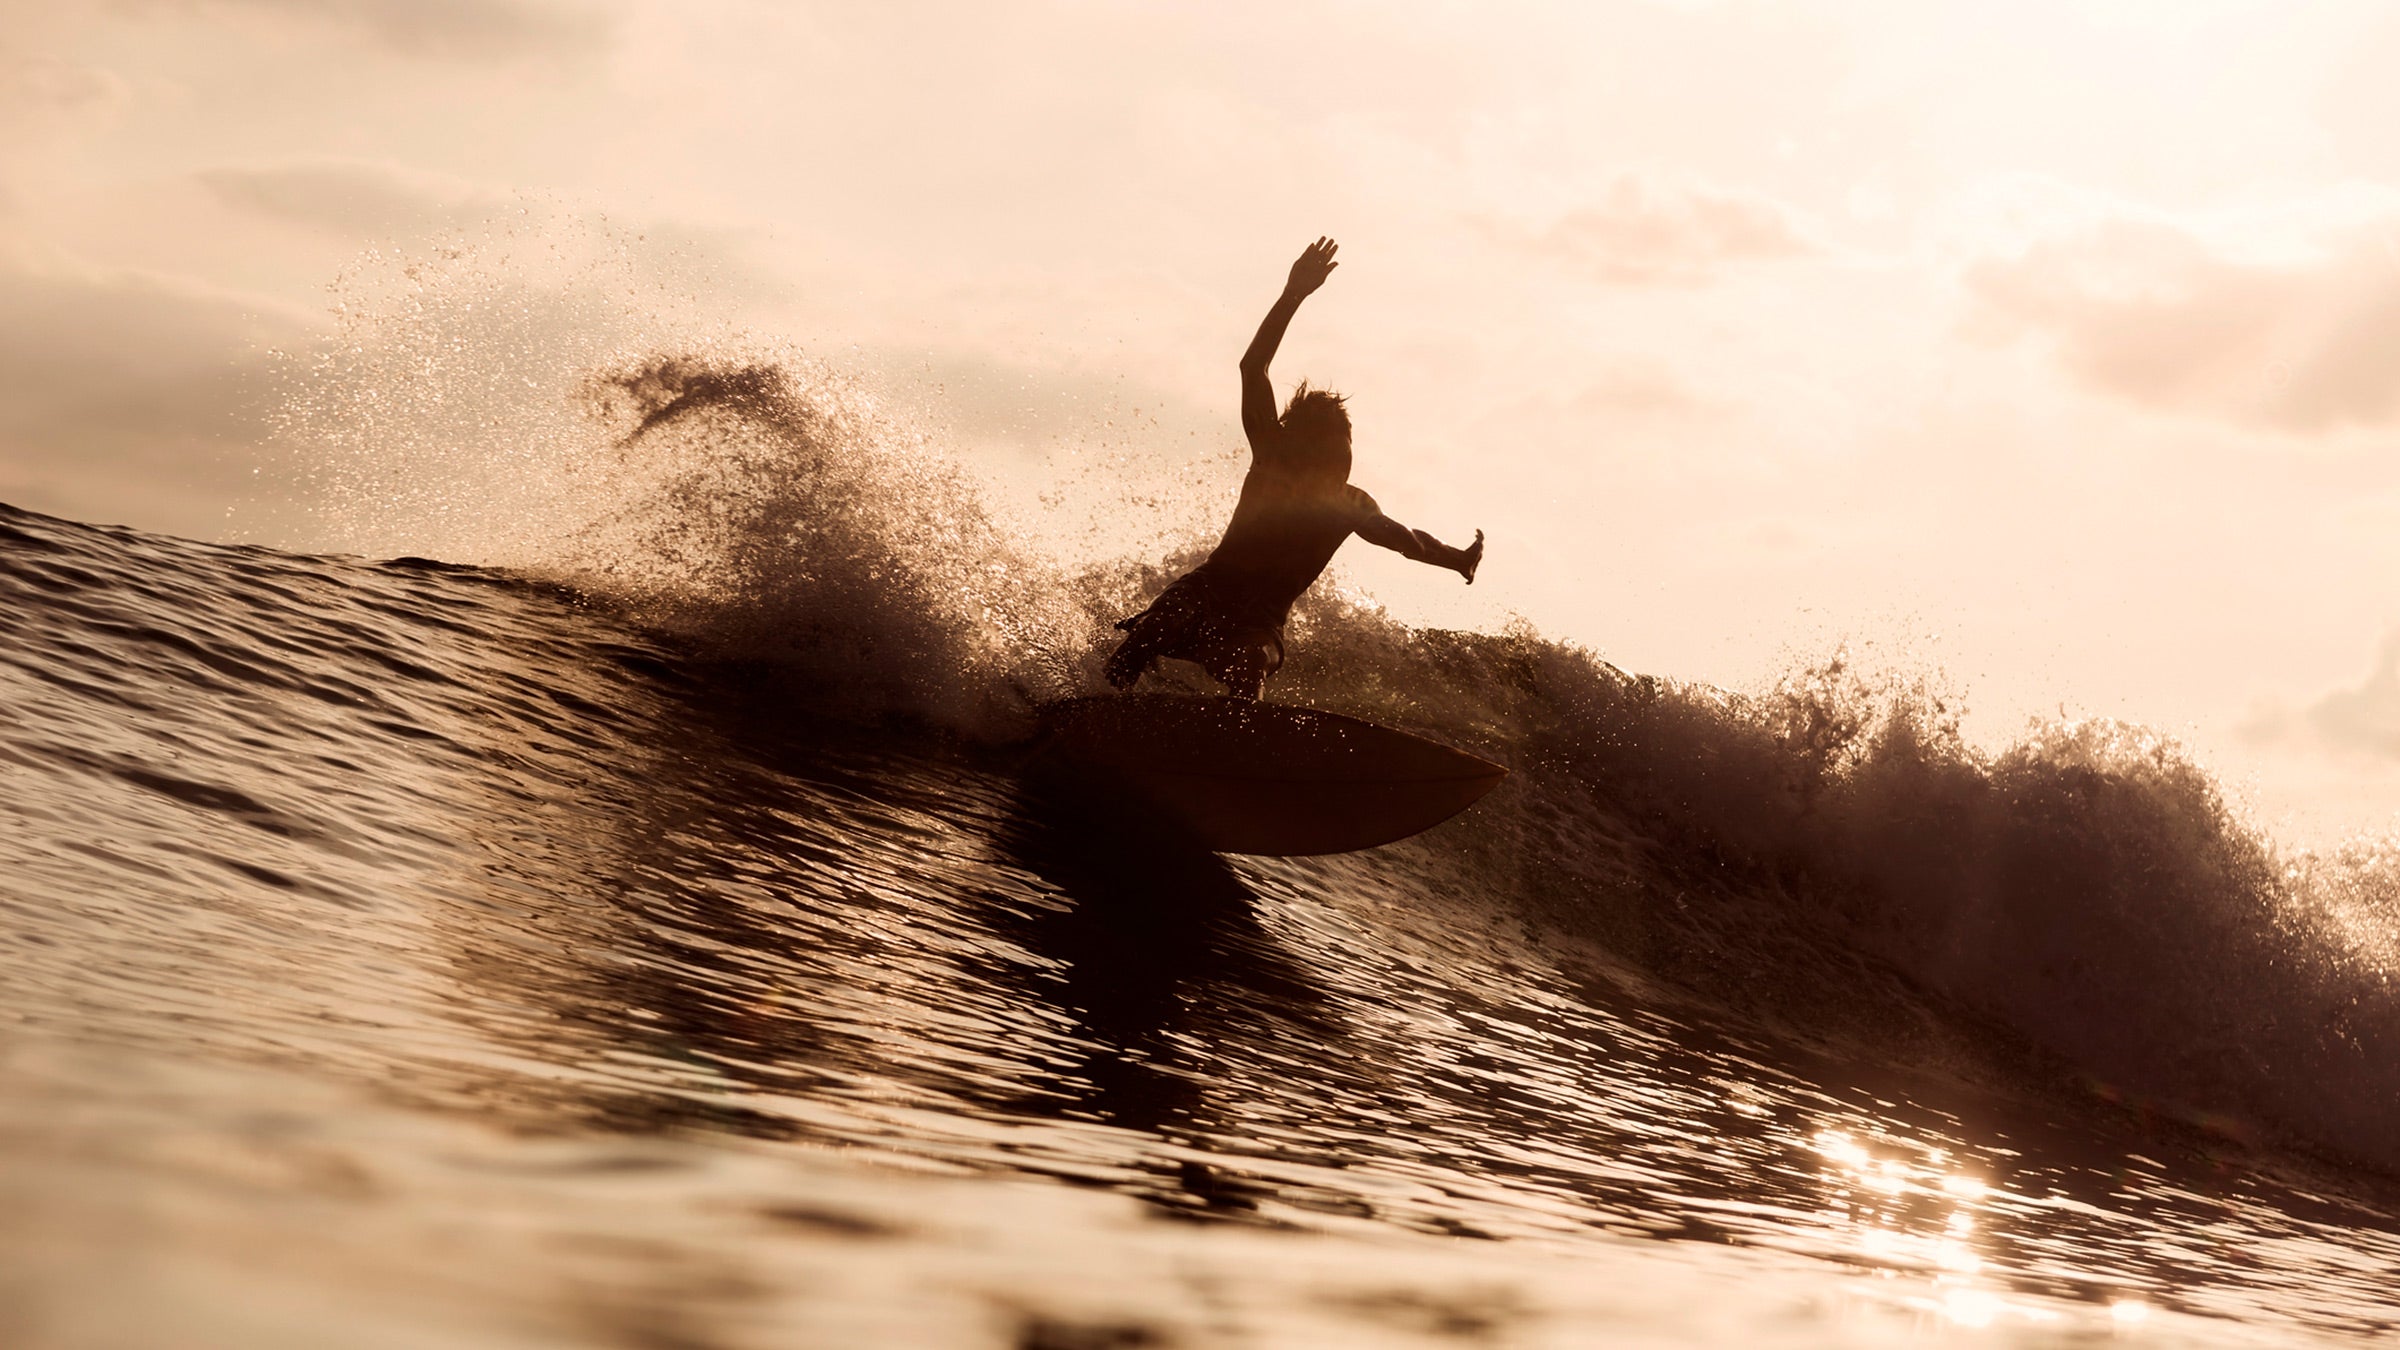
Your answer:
[5,500,2399,1349]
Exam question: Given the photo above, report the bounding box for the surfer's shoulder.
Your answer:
[1343,483,1380,518]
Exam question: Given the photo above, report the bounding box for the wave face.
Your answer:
[5,353,2400,1345]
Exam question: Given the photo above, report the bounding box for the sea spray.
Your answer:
[1261,592,2400,1168]
[554,353,1093,729]
[271,233,1109,731]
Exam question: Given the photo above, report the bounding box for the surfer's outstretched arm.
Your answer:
[1240,237,1338,452]
[1358,509,1485,584]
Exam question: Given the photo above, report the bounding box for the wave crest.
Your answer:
[1263,602,2400,1168]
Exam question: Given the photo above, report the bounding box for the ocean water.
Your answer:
[5,355,2399,1348]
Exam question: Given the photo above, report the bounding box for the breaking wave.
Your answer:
[242,327,2400,1172]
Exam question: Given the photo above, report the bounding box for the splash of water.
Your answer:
[270,231,1115,729]
[555,352,1092,727]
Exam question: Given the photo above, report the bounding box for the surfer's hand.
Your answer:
[1457,529,1484,584]
[1285,237,1338,297]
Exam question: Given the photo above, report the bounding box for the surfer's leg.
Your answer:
[1103,627,1155,689]
[1199,625,1280,700]
[1105,572,1219,691]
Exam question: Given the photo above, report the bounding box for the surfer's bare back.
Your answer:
[1106,237,1484,700]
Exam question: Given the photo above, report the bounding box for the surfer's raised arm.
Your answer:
[1110,235,1478,697]
[1240,237,1338,452]
[1355,496,1485,584]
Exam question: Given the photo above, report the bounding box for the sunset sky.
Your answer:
[7,0,2400,837]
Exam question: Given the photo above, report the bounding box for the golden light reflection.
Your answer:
[1810,1126,2054,1328]
[1907,1280,2071,1333]
[1811,1123,2168,1334]
[1814,1129,1872,1171]
[1941,1286,2002,1329]
[1816,1128,1990,1264]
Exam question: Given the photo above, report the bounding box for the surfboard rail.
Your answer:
[1033,694,1507,856]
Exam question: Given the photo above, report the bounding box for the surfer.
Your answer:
[1105,237,1485,699]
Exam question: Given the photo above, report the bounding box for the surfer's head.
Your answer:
[1280,381,1352,480]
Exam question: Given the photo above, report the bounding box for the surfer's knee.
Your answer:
[1103,640,1149,690]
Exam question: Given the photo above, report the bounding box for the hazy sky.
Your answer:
[7,0,2400,837]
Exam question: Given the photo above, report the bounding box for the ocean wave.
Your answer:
[11,342,2398,1176]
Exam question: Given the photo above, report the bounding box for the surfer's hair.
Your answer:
[1280,381,1352,476]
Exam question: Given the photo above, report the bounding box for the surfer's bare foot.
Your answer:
[1458,529,1484,584]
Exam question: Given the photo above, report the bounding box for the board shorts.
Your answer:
[1104,568,1287,699]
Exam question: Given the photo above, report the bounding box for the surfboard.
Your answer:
[1033,695,1508,857]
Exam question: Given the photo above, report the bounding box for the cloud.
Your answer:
[1505,172,1818,286]
[195,158,503,237]
[2299,635,2400,758]
[0,249,319,538]
[187,158,798,318]
[1565,358,1713,418]
[111,0,610,62]
[0,55,132,116]
[887,349,1226,452]
[1965,200,2400,434]
[2239,632,2400,761]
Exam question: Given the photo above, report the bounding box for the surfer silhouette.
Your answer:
[1105,237,1484,700]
